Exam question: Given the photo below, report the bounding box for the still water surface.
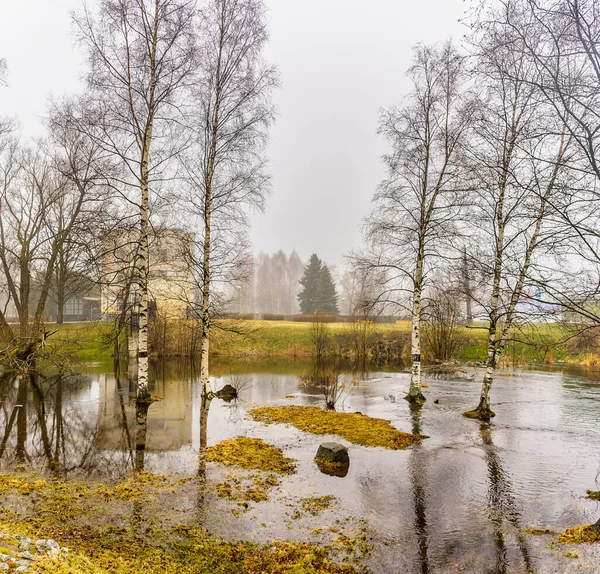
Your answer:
[1,361,600,573]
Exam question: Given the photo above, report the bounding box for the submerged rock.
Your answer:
[315,442,349,465]
[314,442,350,478]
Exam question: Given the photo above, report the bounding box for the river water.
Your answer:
[1,361,600,573]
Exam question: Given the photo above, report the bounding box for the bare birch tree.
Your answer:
[462,3,569,420]
[182,0,277,396]
[363,42,469,404]
[487,0,600,331]
[74,0,196,401]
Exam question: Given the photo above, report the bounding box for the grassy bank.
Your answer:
[44,319,597,367]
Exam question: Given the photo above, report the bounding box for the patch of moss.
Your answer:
[586,490,600,500]
[204,436,296,474]
[463,408,496,421]
[216,472,280,507]
[0,475,49,495]
[558,524,600,544]
[525,528,556,536]
[250,406,424,450]
[28,526,359,574]
[292,496,336,519]
[0,475,362,574]
[564,550,578,558]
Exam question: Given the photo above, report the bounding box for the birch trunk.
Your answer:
[135,0,159,403]
[199,196,211,395]
[198,24,222,397]
[465,128,567,421]
[406,252,426,404]
[136,156,151,401]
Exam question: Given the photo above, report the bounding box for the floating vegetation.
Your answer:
[0,471,182,503]
[205,438,296,511]
[558,524,600,544]
[291,496,337,519]
[250,406,424,449]
[216,471,280,507]
[525,528,557,536]
[586,490,600,500]
[204,437,296,474]
[462,408,496,421]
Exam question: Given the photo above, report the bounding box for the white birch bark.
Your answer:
[406,252,426,403]
[468,129,567,419]
[135,1,159,402]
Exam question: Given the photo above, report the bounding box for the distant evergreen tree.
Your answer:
[298,254,339,314]
[316,265,339,314]
[298,254,322,314]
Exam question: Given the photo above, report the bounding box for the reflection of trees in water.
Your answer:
[0,372,101,476]
[300,358,357,410]
[0,368,137,477]
[135,402,150,472]
[197,388,211,520]
[132,400,150,532]
[409,405,429,574]
[114,361,134,469]
[479,423,534,574]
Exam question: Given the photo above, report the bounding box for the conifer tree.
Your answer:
[298,255,339,314]
[317,265,339,314]
[298,254,322,314]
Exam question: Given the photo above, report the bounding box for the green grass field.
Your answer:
[44,319,597,367]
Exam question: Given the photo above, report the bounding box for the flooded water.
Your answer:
[1,361,600,573]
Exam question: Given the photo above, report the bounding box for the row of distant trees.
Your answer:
[226,251,345,316]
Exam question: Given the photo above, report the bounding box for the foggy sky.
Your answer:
[0,0,466,267]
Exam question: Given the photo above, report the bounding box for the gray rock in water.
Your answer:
[0,554,9,562]
[46,540,60,558]
[315,442,349,465]
[0,564,8,571]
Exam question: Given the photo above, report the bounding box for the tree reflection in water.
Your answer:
[0,367,141,477]
[197,387,211,520]
[409,404,429,574]
[480,423,534,574]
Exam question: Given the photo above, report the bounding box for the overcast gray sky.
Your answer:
[0,0,466,266]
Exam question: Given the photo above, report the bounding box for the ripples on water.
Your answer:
[1,362,600,573]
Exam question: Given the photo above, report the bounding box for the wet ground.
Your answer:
[1,361,600,573]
